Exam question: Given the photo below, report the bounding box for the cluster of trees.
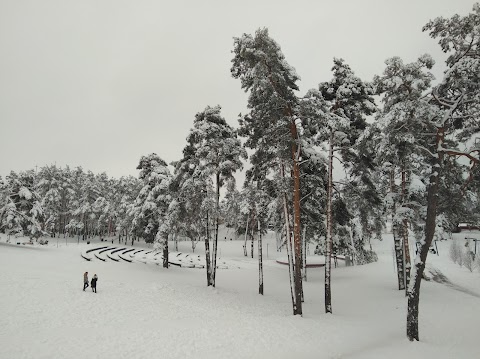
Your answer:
[1,3,479,343]
[0,166,142,242]
[230,3,480,341]
[449,239,480,272]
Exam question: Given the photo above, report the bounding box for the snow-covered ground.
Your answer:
[0,229,479,359]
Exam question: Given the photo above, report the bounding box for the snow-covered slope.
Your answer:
[0,231,479,359]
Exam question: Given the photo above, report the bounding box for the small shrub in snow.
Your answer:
[449,240,461,264]
[463,248,475,272]
[355,248,378,265]
[457,246,464,267]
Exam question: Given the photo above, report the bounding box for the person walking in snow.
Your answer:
[83,271,89,291]
[91,274,98,293]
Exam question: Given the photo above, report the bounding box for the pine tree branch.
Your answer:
[415,144,436,158]
[432,88,455,107]
[453,37,475,64]
[300,192,312,203]
[438,146,480,163]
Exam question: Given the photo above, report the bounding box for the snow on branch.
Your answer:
[415,144,437,158]
[437,145,480,163]
[434,93,464,128]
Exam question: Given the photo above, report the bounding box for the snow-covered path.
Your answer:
[0,232,479,359]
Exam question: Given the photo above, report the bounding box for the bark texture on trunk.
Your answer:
[406,129,443,341]
[163,236,169,268]
[291,121,303,316]
[251,228,254,259]
[265,67,302,315]
[205,211,212,286]
[281,163,297,315]
[244,214,250,257]
[325,132,334,314]
[302,226,307,282]
[258,216,264,295]
[402,165,411,293]
[211,172,220,287]
[391,168,406,290]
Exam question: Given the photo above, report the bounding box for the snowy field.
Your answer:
[1,230,479,359]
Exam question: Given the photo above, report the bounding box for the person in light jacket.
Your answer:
[91,274,98,293]
[83,272,89,291]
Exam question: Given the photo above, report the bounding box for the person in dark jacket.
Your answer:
[91,274,98,293]
[83,272,89,291]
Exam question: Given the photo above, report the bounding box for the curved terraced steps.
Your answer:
[119,248,135,262]
[96,247,116,261]
[81,246,109,261]
[81,247,227,269]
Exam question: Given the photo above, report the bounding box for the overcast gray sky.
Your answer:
[0,0,477,180]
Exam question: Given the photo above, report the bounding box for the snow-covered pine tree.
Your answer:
[342,126,383,264]
[232,28,304,315]
[298,98,329,272]
[115,176,142,242]
[436,158,474,234]
[36,165,62,237]
[465,164,480,226]
[240,178,269,294]
[222,185,242,241]
[187,105,246,286]
[299,155,328,272]
[235,182,253,257]
[131,154,172,267]
[0,171,45,241]
[64,167,83,239]
[406,4,480,341]
[35,165,76,238]
[78,170,102,240]
[90,172,113,239]
[66,167,91,241]
[0,174,22,238]
[374,54,436,292]
[160,193,181,252]
[170,130,216,282]
[169,163,211,255]
[305,58,376,313]
[57,166,76,238]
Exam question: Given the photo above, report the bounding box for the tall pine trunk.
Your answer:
[300,225,305,302]
[174,231,178,251]
[243,213,250,256]
[264,66,302,315]
[210,172,220,287]
[401,164,411,293]
[325,132,334,313]
[391,167,406,290]
[258,215,264,295]
[406,129,443,341]
[290,121,303,316]
[250,226,254,258]
[281,163,297,314]
[205,211,212,286]
[302,226,307,282]
[163,235,169,268]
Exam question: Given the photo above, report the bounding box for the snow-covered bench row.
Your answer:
[80,247,228,269]
[275,255,346,268]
